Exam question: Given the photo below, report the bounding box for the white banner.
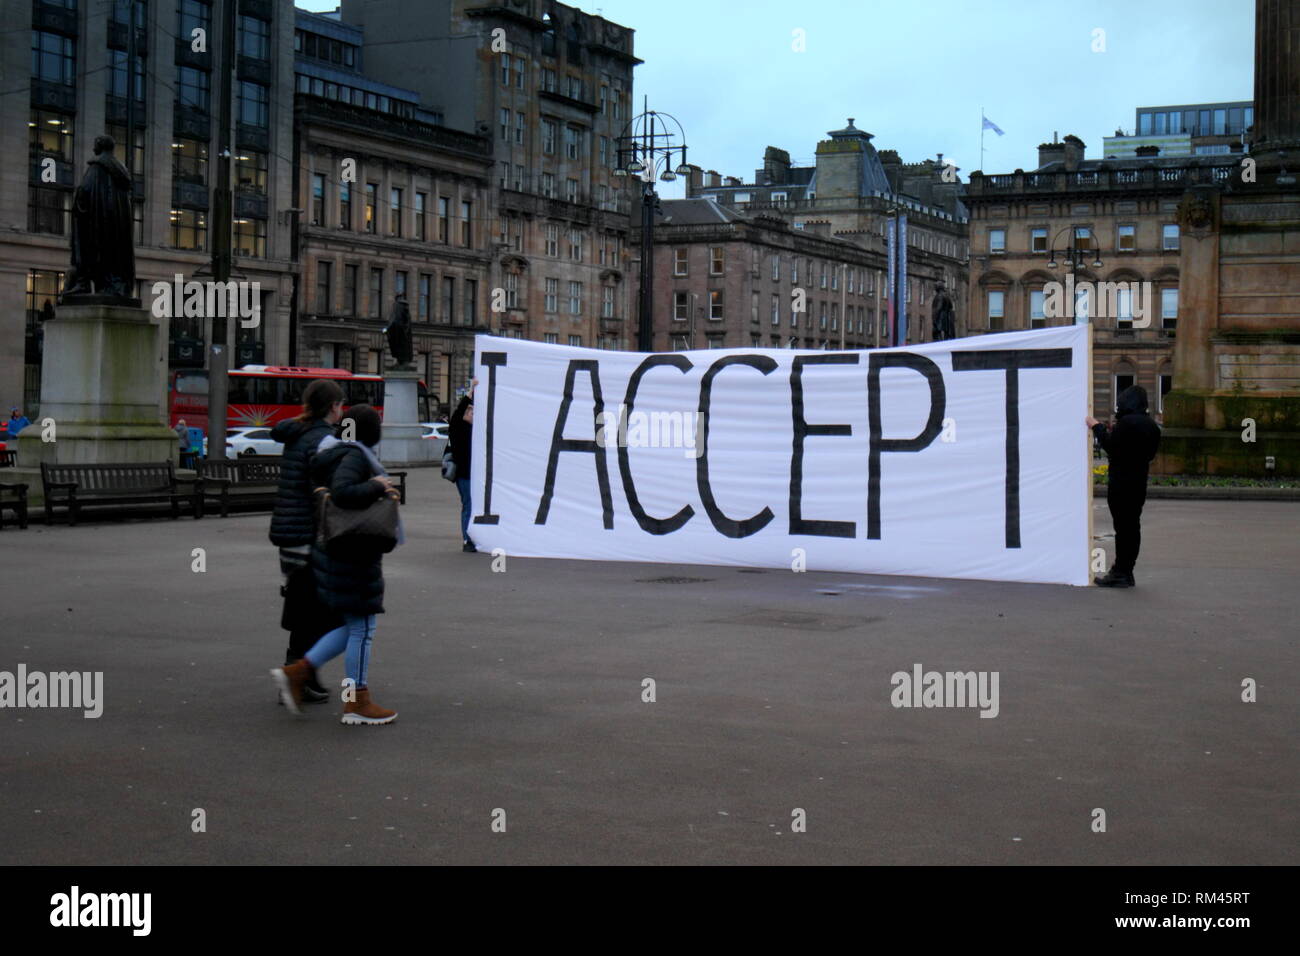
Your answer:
[469,327,1092,585]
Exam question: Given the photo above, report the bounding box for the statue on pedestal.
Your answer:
[384,295,414,368]
[931,283,956,341]
[63,135,137,303]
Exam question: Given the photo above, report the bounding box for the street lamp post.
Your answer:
[614,104,689,351]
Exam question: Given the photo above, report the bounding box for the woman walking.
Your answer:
[449,382,476,552]
[268,379,345,703]
[272,404,402,725]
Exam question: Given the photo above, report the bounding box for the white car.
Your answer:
[422,422,448,457]
[224,426,284,457]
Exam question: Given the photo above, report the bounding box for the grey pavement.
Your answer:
[0,470,1296,865]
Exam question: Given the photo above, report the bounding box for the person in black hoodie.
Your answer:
[1087,385,1162,588]
[269,379,345,702]
[449,381,476,552]
[272,405,401,725]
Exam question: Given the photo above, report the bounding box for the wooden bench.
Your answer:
[41,461,199,526]
[197,456,284,517]
[0,481,28,529]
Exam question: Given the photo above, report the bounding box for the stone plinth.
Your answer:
[380,368,433,466]
[15,302,177,466]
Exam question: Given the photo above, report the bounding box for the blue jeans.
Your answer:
[456,477,472,543]
[305,614,376,688]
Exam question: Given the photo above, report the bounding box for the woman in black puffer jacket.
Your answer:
[273,405,402,726]
[268,379,344,702]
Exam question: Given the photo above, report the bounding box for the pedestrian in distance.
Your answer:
[174,418,189,451]
[268,379,346,703]
[272,404,402,725]
[449,380,477,552]
[1087,384,1161,588]
[7,408,31,440]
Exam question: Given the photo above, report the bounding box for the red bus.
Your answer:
[169,366,430,434]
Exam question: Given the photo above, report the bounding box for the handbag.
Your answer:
[440,447,457,483]
[315,484,401,553]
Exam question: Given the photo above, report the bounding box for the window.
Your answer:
[989,228,1006,253]
[499,107,510,141]
[771,255,781,282]
[568,281,583,316]
[1075,226,1094,250]
[1159,372,1173,412]
[505,272,518,309]
[565,126,582,160]
[437,197,449,241]
[599,135,608,167]
[441,276,455,323]
[515,112,525,145]
[545,277,559,312]
[170,208,207,250]
[418,273,430,320]
[1161,288,1178,330]
[394,271,407,303]
[514,56,525,89]
[316,261,332,313]
[819,302,827,330]
[673,292,689,321]
[365,184,377,233]
[771,295,780,326]
[311,173,326,224]
[108,49,144,100]
[750,291,760,325]
[238,15,270,60]
[460,200,472,246]
[1074,285,1091,325]
[566,75,582,99]
[238,81,269,128]
[1162,224,1179,251]
[545,224,558,257]
[709,290,724,321]
[179,0,212,41]
[566,178,578,203]
[173,138,209,185]
[541,173,555,198]
[28,186,70,235]
[772,191,787,204]
[415,193,426,240]
[831,303,839,331]
[390,187,403,237]
[177,66,210,112]
[1030,289,1046,328]
[569,335,582,347]
[1116,288,1134,330]
[567,228,583,260]
[791,258,799,285]
[848,269,855,294]
[369,268,383,318]
[988,290,1005,329]
[542,120,557,154]
[464,280,478,326]
[339,181,351,229]
[1118,224,1136,251]
[674,248,688,276]
[344,265,358,315]
[598,184,608,210]
[709,247,724,275]
[30,109,74,162]
[542,67,557,92]
[234,150,267,195]
[602,285,614,318]
[1031,228,1047,253]
[32,31,75,86]
[500,53,512,86]
[819,263,827,289]
[545,333,558,344]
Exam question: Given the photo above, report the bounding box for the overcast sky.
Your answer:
[298,0,1254,197]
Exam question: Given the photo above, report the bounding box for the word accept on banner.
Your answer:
[468,326,1092,586]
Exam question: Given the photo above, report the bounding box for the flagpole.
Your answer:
[981,106,986,172]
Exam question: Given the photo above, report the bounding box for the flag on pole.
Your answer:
[982,116,1005,136]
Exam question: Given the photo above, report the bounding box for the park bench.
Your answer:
[0,480,28,529]
[196,457,283,517]
[0,447,16,467]
[40,461,199,526]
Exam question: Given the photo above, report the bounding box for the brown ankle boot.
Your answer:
[271,658,315,715]
[341,687,397,725]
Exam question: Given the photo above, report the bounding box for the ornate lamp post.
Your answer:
[1046,226,1103,271]
[614,104,689,351]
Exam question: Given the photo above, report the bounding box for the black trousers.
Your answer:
[1107,486,1147,575]
[281,562,343,661]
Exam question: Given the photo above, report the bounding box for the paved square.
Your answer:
[1,471,1296,864]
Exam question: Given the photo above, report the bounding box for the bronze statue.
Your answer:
[384,295,414,368]
[63,135,137,302]
[931,284,956,341]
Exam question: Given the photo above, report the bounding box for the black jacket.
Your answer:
[309,443,388,616]
[269,417,334,547]
[449,395,472,480]
[1093,396,1161,496]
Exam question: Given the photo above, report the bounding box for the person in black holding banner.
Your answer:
[449,380,477,553]
[1086,385,1161,588]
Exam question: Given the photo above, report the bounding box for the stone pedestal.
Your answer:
[15,302,177,467]
[380,368,433,466]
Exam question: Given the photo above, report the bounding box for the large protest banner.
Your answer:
[468,326,1092,585]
